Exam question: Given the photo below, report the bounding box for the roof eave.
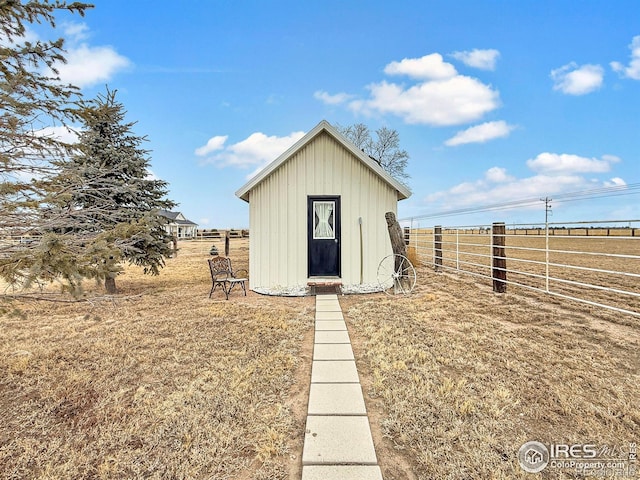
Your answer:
[235,119,412,202]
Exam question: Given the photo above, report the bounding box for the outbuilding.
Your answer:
[235,120,411,293]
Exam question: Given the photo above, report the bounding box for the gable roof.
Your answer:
[159,210,198,226]
[235,120,412,202]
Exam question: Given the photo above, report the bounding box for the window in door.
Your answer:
[313,201,335,239]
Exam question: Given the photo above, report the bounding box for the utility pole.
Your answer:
[541,197,552,292]
[541,197,552,225]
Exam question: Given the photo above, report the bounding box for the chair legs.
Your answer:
[209,279,247,300]
[209,280,230,300]
[227,280,247,297]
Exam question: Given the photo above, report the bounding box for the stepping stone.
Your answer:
[302,465,383,480]
[315,321,347,331]
[308,383,367,415]
[313,343,354,360]
[315,302,342,312]
[316,294,338,301]
[315,297,341,305]
[311,360,359,383]
[314,330,350,344]
[316,311,344,321]
[302,416,377,465]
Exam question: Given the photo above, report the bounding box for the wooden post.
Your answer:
[385,212,407,275]
[172,235,178,257]
[492,222,507,293]
[434,225,443,272]
[225,230,230,257]
[385,212,407,257]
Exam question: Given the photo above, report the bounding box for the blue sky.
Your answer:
[37,1,640,228]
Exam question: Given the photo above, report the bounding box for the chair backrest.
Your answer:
[208,257,231,277]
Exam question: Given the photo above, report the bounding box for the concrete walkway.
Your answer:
[301,294,383,480]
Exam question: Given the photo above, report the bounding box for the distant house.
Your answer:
[159,210,198,239]
[236,120,411,292]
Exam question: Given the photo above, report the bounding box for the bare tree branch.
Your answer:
[336,123,410,185]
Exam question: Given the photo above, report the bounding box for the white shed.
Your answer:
[235,120,411,293]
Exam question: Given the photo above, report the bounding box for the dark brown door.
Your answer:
[308,196,341,277]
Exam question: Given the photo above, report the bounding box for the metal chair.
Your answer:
[208,257,248,300]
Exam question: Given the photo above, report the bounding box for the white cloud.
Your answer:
[604,177,627,187]
[50,44,130,88]
[526,153,619,174]
[313,90,354,105]
[145,169,160,181]
[245,164,268,180]
[199,130,306,169]
[450,49,500,70]
[449,181,477,195]
[424,151,624,213]
[195,135,228,156]
[316,53,501,126]
[426,170,589,208]
[4,23,128,91]
[350,75,500,126]
[62,22,89,42]
[384,53,457,80]
[445,120,515,146]
[611,35,640,80]
[484,166,514,183]
[34,125,80,145]
[26,22,130,89]
[0,25,38,47]
[550,62,604,95]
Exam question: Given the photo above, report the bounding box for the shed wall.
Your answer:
[248,131,397,290]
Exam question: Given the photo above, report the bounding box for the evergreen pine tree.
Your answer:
[51,88,175,293]
[0,0,91,289]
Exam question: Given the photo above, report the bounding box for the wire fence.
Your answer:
[406,219,640,318]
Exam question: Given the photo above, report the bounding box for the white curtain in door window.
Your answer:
[314,201,334,238]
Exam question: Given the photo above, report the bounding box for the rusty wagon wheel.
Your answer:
[377,254,417,295]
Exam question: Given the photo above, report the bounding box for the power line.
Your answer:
[400,182,640,222]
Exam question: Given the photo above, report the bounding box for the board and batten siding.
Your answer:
[248,131,397,290]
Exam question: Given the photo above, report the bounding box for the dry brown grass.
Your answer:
[341,270,640,479]
[0,240,314,480]
[411,232,640,319]
[3,237,638,479]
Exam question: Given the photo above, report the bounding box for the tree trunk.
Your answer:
[105,276,117,294]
